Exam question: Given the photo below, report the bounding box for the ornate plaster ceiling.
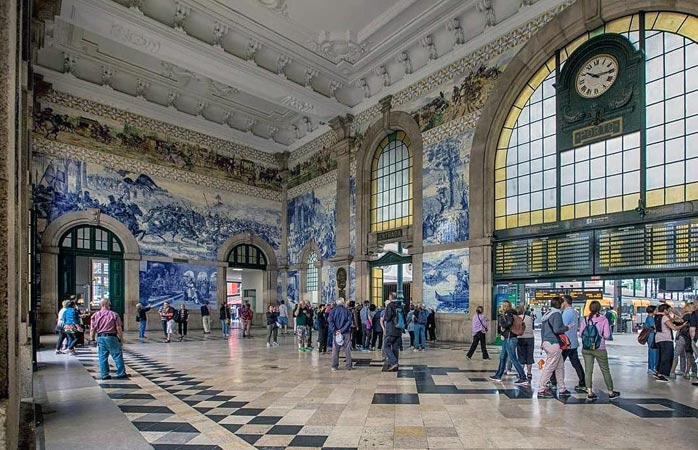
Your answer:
[34,0,560,153]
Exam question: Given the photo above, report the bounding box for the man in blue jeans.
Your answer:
[382,296,402,371]
[413,305,428,351]
[489,300,529,385]
[328,298,354,371]
[89,299,127,380]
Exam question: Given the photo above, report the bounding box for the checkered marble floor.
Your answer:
[51,331,698,449]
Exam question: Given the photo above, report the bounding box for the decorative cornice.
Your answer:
[292,1,572,158]
[39,89,279,166]
[34,137,282,202]
[288,169,337,198]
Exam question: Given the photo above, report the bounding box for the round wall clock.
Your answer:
[575,54,619,99]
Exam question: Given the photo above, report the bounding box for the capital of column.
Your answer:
[328,114,355,142]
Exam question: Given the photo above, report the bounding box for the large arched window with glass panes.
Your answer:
[371,131,413,232]
[494,12,698,230]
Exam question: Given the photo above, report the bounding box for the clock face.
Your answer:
[575,54,619,99]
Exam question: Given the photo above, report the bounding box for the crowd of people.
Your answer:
[642,302,696,383]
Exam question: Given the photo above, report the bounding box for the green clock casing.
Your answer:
[556,33,644,151]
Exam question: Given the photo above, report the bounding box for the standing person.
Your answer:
[55,300,70,354]
[359,301,371,351]
[241,303,253,338]
[671,304,694,378]
[516,305,535,380]
[556,295,586,392]
[466,306,490,360]
[295,301,309,352]
[265,304,279,348]
[200,301,211,334]
[371,306,384,351]
[278,300,289,334]
[643,305,659,375]
[348,301,360,350]
[578,300,620,399]
[219,303,231,338]
[305,303,315,349]
[292,302,299,334]
[382,296,402,372]
[537,297,569,398]
[159,301,175,343]
[427,307,437,342]
[605,307,617,340]
[61,301,81,356]
[654,303,687,381]
[317,304,329,353]
[489,300,528,385]
[136,302,151,341]
[328,298,353,371]
[177,304,189,342]
[689,303,698,379]
[89,299,128,380]
[406,305,416,349]
[414,304,428,351]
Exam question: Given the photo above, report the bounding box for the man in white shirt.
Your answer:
[279,299,289,334]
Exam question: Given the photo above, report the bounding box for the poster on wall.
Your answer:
[423,249,470,313]
[139,261,217,308]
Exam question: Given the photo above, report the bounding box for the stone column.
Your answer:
[328,115,354,300]
[276,152,290,302]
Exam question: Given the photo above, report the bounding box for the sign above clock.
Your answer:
[556,34,645,151]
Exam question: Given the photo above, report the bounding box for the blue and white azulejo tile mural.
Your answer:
[287,182,336,265]
[139,261,217,308]
[349,176,356,257]
[32,153,281,260]
[422,131,472,245]
[422,249,470,313]
[322,265,337,304]
[286,270,299,303]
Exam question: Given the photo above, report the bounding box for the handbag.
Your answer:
[547,319,570,350]
[638,326,652,345]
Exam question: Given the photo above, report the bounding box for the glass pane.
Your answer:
[647,165,665,190]
[666,161,685,186]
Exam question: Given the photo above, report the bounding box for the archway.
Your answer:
[39,209,140,333]
[217,233,278,328]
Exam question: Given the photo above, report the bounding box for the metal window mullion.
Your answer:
[555,49,562,222]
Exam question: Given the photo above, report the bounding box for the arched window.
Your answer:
[371,131,413,232]
[59,225,123,254]
[495,12,698,230]
[228,244,267,270]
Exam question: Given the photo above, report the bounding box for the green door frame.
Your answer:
[369,251,413,305]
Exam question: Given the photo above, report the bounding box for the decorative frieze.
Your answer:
[39,89,278,166]
[288,169,337,199]
[34,137,282,202]
[289,130,338,164]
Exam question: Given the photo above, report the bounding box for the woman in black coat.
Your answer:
[427,307,437,342]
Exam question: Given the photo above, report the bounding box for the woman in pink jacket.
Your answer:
[578,300,620,400]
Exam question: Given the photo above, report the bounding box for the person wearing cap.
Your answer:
[328,298,353,371]
[89,299,127,380]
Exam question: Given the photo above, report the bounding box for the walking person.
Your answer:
[516,305,534,380]
[266,304,279,348]
[55,299,70,354]
[427,307,437,342]
[159,301,175,343]
[279,300,289,334]
[328,298,353,371]
[136,302,151,341]
[466,306,490,360]
[177,304,189,342]
[200,301,211,334]
[644,305,659,374]
[551,296,586,392]
[654,303,687,381]
[89,299,128,380]
[382,296,402,372]
[219,303,231,338]
[537,297,569,398]
[241,303,253,338]
[578,300,620,399]
[489,300,528,385]
[61,300,82,356]
[414,304,427,351]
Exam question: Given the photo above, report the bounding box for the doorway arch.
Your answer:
[39,209,140,333]
[217,233,279,325]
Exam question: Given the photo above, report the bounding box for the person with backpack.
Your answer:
[537,297,570,398]
[135,302,151,341]
[671,303,694,378]
[382,295,403,372]
[515,305,534,380]
[654,304,687,381]
[176,303,189,342]
[489,300,528,385]
[159,301,175,343]
[466,305,490,360]
[328,298,353,371]
[414,304,428,351]
[642,305,659,374]
[551,296,586,392]
[578,300,620,399]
